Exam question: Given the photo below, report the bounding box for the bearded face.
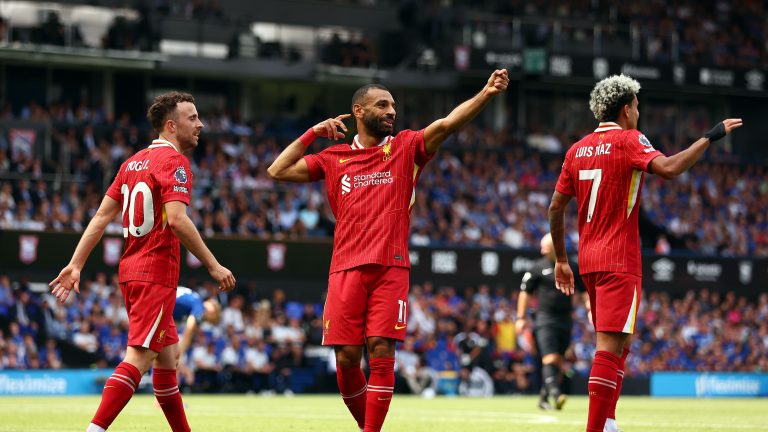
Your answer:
[362,109,394,139]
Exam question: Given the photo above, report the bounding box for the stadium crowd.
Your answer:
[4,1,765,70]
[1,273,766,395]
[1,101,766,257]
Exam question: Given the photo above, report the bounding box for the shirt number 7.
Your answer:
[579,169,602,223]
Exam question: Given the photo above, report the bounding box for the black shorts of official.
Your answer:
[534,323,571,357]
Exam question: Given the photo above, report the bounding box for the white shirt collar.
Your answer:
[594,122,623,132]
[351,134,391,150]
[148,139,181,153]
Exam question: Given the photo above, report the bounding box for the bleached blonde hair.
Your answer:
[589,74,641,122]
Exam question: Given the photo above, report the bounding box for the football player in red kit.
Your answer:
[50,92,236,432]
[549,74,742,432]
[268,70,509,431]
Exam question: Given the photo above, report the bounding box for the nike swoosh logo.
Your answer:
[395,324,406,330]
[339,157,355,163]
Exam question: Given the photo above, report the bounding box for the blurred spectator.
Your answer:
[1,98,763,257]
[0,271,765,395]
[191,340,221,392]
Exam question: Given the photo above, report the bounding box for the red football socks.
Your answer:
[607,347,630,421]
[153,368,191,432]
[586,351,621,432]
[337,363,367,429]
[91,362,142,429]
[364,357,395,432]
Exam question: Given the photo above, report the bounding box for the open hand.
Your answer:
[49,265,82,303]
[312,114,350,141]
[209,264,236,292]
[554,261,575,296]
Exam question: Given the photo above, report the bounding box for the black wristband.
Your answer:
[704,122,726,142]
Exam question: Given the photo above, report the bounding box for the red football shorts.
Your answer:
[582,272,642,334]
[120,281,179,353]
[322,264,409,345]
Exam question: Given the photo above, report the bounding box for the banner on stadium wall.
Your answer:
[0,369,112,395]
[651,372,768,397]
[473,48,766,95]
[1,231,767,298]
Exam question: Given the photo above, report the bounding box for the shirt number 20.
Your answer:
[120,182,154,238]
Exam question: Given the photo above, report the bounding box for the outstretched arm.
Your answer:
[423,69,509,154]
[649,118,742,179]
[548,191,575,296]
[50,195,121,302]
[268,114,350,182]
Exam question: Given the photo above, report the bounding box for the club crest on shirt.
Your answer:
[382,142,392,161]
[174,166,188,184]
[155,329,166,344]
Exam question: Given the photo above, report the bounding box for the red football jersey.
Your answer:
[304,130,433,273]
[106,139,193,288]
[555,122,663,276]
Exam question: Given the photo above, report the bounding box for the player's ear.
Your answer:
[352,103,364,119]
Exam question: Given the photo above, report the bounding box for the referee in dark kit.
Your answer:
[516,233,584,411]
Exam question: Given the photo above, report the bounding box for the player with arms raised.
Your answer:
[268,70,508,431]
[49,92,236,432]
[548,74,742,432]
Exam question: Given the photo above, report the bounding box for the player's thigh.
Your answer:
[322,268,367,345]
[534,324,569,357]
[365,265,409,341]
[121,281,177,353]
[582,273,598,326]
[154,341,180,369]
[592,272,642,334]
[556,322,572,355]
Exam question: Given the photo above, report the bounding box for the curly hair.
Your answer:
[147,91,195,133]
[589,74,641,122]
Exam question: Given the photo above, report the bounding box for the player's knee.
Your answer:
[542,353,563,365]
[334,345,363,368]
[366,336,395,358]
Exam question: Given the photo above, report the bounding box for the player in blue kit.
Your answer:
[174,286,221,355]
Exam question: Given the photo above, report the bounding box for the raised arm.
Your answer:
[268,114,350,182]
[50,195,121,302]
[649,118,742,179]
[423,69,509,154]
[165,200,236,292]
[548,191,575,296]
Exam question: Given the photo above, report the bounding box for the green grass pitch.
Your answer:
[0,394,764,431]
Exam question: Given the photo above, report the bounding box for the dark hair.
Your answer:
[147,91,195,133]
[351,84,389,110]
[601,92,636,122]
